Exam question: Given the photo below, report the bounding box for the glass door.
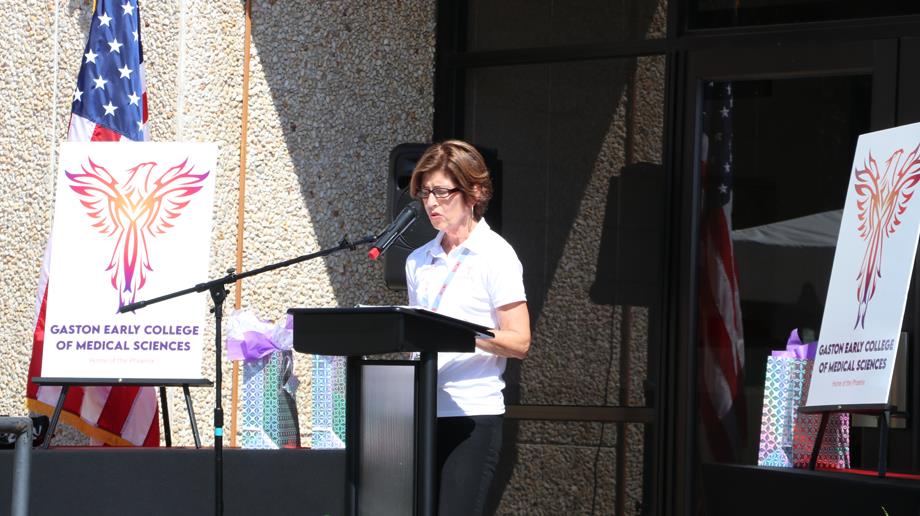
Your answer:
[674,38,899,514]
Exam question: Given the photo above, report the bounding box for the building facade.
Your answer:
[3,1,920,514]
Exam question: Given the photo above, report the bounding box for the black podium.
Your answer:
[288,306,488,516]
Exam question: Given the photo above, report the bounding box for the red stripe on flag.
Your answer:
[702,221,744,396]
[62,386,86,417]
[700,286,741,399]
[91,125,122,141]
[96,385,141,434]
[25,287,48,400]
[699,209,747,434]
[143,406,160,447]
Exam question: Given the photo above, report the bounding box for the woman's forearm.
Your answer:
[475,301,531,359]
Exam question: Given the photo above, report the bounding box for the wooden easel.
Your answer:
[33,377,212,449]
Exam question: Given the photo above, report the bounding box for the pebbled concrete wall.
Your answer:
[0,0,433,446]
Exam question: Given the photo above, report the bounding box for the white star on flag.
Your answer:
[119,64,133,79]
[85,49,98,64]
[102,100,118,116]
[73,87,83,102]
[92,75,107,89]
[108,38,123,53]
[122,2,135,15]
[98,12,112,27]
[128,91,140,106]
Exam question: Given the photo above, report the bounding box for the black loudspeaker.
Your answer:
[383,143,502,290]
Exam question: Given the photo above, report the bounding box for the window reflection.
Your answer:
[696,76,870,463]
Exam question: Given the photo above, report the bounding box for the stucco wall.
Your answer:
[0,0,434,446]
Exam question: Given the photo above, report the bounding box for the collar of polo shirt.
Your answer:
[426,219,491,259]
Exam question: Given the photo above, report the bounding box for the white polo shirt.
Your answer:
[405,219,526,417]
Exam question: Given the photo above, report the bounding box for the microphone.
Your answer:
[368,200,422,260]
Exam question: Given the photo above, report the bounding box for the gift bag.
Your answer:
[792,368,850,469]
[758,329,849,468]
[227,310,301,449]
[310,354,347,449]
[757,354,808,467]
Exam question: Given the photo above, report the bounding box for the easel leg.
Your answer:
[184,384,202,449]
[808,412,829,471]
[878,410,890,478]
[160,386,172,447]
[42,385,70,450]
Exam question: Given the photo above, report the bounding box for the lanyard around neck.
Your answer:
[428,247,472,312]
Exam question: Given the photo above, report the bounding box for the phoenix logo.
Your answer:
[853,144,920,328]
[67,157,210,309]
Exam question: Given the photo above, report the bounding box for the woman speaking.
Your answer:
[405,140,531,515]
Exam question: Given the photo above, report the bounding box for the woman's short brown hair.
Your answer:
[409,140,493,221]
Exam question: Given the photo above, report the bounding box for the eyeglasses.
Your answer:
[417,187,460,200]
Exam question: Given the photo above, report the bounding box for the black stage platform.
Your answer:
[703,463,920,516]
[0,448,345,516]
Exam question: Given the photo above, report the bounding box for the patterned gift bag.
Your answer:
[757,329,850,468]
[227,310,301,449]
[310,354,347,449]
[758,355,808,467]
[792,366,850,469]
[240,350,300,449]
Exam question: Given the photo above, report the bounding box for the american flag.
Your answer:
[698,81,746,461]
[26,0,159,446]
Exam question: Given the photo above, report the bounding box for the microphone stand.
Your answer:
[119,234,376,516]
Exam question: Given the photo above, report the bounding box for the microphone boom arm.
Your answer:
[119,233,376,313]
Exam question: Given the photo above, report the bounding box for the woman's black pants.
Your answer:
[436,415,503,516]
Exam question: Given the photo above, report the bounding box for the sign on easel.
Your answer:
[806,122,920,409]
[42,142,216,380]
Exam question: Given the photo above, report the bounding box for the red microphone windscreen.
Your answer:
[368,247,381,261]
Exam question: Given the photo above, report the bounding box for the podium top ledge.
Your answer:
[287,306,493,337]
[287,306,491,356]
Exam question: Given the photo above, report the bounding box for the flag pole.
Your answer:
[229,0,253,449]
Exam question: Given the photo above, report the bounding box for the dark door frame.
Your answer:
[671,36,899,516]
